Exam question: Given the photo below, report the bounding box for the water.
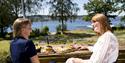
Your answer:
[32,19,91,32]
[7,17,122,32]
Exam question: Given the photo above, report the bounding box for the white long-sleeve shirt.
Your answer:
[87,31,119,63]
[66,31,119,63]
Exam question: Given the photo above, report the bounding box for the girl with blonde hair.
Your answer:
[66,13,119,63]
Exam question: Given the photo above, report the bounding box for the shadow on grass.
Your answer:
[115,31,125,36]
[64,32,95,39]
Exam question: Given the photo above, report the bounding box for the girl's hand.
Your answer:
[71,44,81,49]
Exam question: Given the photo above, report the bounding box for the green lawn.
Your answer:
[0,40,10,52]
[0,29,125,63]
[0,29,125,52]
[0,40,10,63]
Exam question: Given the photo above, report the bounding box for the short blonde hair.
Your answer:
[91,13,112,35]
[12,18,31,37]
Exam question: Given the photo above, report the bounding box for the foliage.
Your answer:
[35,36,44,40]
[120,16,125,28]
[82,15,92,21]
[41,26,49,36]
[30,26,49,38]
[63,24,67,31]
[112,22,125,30]
[0,0,43,38]
[0,38,4,41]
[48,0,79,33]
[83,0,118,24]
[56,24,67,34]
[22,0,43,15]
[8,0,43,16]
[56,24,62,32]
[0,0,17,37]
[113,0,125,22]
[30,28,41,38]
[56,24,62,34]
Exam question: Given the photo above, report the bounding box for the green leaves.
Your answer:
[49,0,79,20]
[83,0,118,23]
[0,0,44,37]
[49,0,79,33]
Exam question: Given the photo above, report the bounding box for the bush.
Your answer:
[30,28,41,38]
[56,24,62,34]
[0,32,7,38]
[112,23,125,31]
[35,36,44,40]
[30,32,36,38]
[116,23,125,30]
[41,26,49,36]
[5,35,11,40]
[0,38,3,41]
[63,24,67,31]
[56,24,67,34]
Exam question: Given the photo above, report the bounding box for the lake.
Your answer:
[32,19,91,32]
[7,17,121,32]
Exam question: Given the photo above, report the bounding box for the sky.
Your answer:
[38,0,89,15]
[31,0,125,16]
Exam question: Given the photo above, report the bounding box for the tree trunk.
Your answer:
[61,19,64,34]
[0,27,5,38]
[0,17,5,38]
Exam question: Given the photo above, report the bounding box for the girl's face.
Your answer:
[91,20,101,34]
[22,24,32,37]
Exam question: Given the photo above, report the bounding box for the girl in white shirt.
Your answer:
[66,13,119,63]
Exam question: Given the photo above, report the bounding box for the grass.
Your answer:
[1,29,125,51]
[0,40,10,63]
[0,40,10,52]
[0,29,125,51]
[0,29,125,63]
[114,30,125,49]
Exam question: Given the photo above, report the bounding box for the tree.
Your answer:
[48,0,79,33]
[115,0,125,23]
[83,0,118,24]
[9,0,43,17]
[0,0,17,37]
[0,0,43,38]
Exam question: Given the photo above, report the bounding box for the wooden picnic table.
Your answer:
[38,50,91,63]
[38,49,125,63]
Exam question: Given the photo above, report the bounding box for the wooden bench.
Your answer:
[116,49,125,63]
[38,50,125,63]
